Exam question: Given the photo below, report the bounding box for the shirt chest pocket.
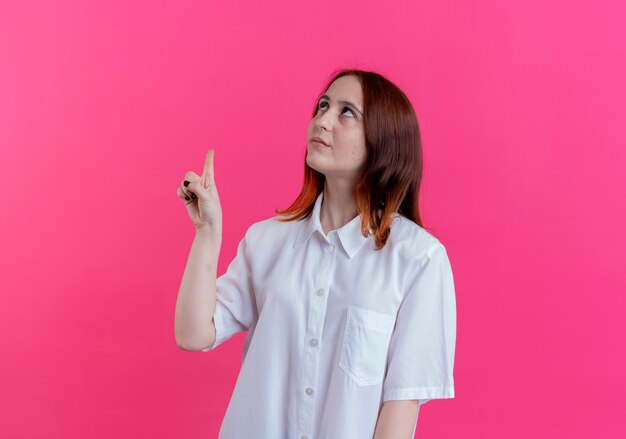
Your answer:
[339,305,396,386]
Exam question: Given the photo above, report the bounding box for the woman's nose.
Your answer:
[315,111,331,131]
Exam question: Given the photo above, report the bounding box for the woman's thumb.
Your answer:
[186,179,210,200]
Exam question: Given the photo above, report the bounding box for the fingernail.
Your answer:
[185,195,190,200]
[191,194,196,199]
[183,180,189,187]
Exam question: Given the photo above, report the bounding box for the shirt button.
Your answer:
[305,387,314,396]
[316,288,325,296]
[327,244,335,253]
[309,338,318,347]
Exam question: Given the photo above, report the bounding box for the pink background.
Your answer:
[1,1,625,437]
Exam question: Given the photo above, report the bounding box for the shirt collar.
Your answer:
[293,191,372,259]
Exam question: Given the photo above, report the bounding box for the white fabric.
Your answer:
[202,191,456,438]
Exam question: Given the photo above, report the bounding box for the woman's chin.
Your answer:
[306,157,327,174]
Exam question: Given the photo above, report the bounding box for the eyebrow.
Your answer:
[319,94,364,117]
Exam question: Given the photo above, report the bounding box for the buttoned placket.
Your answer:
[297,230,339,439]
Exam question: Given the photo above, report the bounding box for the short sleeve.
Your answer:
[382,242,457,406]
[201,227,257,352]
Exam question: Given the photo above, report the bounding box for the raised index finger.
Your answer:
[202,149,214,186]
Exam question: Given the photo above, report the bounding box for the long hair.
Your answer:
[275,68,425,250]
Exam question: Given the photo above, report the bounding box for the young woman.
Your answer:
[174,68,457,438]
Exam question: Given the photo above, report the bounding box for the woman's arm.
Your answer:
[373,400,420,439]
[174,228,222,351]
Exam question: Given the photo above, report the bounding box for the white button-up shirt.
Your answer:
[202,191,456,438]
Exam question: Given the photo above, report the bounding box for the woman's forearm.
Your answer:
[174,228,222,350]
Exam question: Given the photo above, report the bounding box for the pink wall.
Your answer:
[1,1,624,437]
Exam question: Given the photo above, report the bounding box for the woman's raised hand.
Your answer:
[177,149,223,234]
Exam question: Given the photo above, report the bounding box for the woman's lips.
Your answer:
[312,140,329,147]
[311,137,330,147]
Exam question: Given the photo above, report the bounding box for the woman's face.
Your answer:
[306,75,366,182]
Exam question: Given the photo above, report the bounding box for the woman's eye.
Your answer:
[318,102,355,117]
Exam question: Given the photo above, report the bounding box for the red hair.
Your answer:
[275,68,426,250]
